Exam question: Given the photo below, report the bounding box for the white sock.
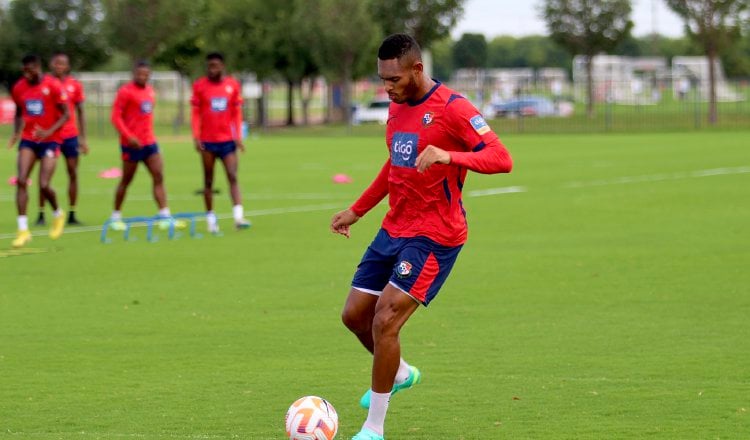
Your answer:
[111,211,122,221]
[158,208,171,218]
[232,204,243,221]
[394,358,411,384]
[18,215,28,231]
[363,391,390,435]
[53,209,63,218]
[206,211,217,227]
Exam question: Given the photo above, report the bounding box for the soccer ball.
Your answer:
[285,395,339,440]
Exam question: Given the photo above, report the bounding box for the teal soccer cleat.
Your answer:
[359,366,421,409]
[351,428,384,440]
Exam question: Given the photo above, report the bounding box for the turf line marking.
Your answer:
[564,165,750,188]
[466,186,527,197]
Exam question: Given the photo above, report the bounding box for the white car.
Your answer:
[353,99,390,124]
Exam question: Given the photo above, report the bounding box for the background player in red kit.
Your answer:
[7,54,70,248]
[330,34,513,440]
[110,61,180,230]
[36,52,88,226]
[191,52,250,234]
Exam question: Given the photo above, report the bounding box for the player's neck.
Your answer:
[413,75,437,102]
[208,74,224,83]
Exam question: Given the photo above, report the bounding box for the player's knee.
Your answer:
[152,172,164,185]
[371,307,399,339]
[227,172,238,185]
[341,306,370,334]
[203,177,213,188]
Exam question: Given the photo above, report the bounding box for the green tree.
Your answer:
[487,36,517,67]
[430,36,455,81]
[453,33,487,69]
[300,0,381,124]
[541,0,633,117]
[666,0,748,125]
[0,5,23,92]
[8,0,109,69]
[104,0,200,62]
[370,0,465,49]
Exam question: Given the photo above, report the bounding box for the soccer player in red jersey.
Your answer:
[110,61,179,229]
[7,54,70,248]
[191,52,250,233]
[330,34,513,440]
[36,52,88,226]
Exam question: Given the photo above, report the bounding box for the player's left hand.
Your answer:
[236,140,245,153]
[415,145,451,173]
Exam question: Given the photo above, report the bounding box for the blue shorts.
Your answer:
[19,140,59,159]
[352,228,463,306]
[60,136,80,158]
[121,144,159,162]
[203,141,237,159]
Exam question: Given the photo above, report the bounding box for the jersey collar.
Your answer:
[407,80,441,107]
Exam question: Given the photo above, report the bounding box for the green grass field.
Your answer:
[0,127,749,439]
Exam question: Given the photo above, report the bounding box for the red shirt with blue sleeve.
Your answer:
[58,76,85,140]
[350,82,513,247]
[11,74,68,144]
[190,76,243,143]
[111,82,156,147]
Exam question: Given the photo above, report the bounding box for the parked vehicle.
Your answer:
[483,96,573,118]
[353,99,390,124]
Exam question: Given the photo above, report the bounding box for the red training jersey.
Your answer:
[11,74,68,144]
[58,76,85,140]
[190,76,243,143]
[350,82,513,247]
[111,81,156,147]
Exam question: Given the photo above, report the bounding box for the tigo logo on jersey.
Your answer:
[470,115,490,135]
[140,101,153,114]
[391,132,418,168]
[211,97,228,112]
[396,261,412,278]
[422,111,434,127]
[25,99,44,116]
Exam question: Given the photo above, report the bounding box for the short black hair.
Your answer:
[206,52,225,62]
[134,59,151,69]
[378,34,421,61]
[22,54,41,65]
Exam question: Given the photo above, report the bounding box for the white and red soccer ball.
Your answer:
[285,395,338,440]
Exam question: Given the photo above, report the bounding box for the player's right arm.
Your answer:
[331,159,390,238]
[111,87,139,148]
[190,80,204,151]
[8,102,23,149]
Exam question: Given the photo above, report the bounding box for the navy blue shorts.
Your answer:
[19,140,59,159]
[352,228,463,306]
[121,143,159,163]
[60,136,80,158]
[203,141,237,159]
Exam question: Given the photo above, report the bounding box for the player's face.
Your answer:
[377,58,421,104]
[50,55,70,77]
[133,66,151,87]
[22,62,42,84]
[207,59,224,81]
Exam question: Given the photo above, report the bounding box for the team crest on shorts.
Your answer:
[396,261,413,278]
[422,112,434,127]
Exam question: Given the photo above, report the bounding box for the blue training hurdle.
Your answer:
[100,212,206,243]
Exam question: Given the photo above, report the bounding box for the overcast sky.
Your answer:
[452,0,686,39]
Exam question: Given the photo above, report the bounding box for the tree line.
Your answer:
[1,0,747,125]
